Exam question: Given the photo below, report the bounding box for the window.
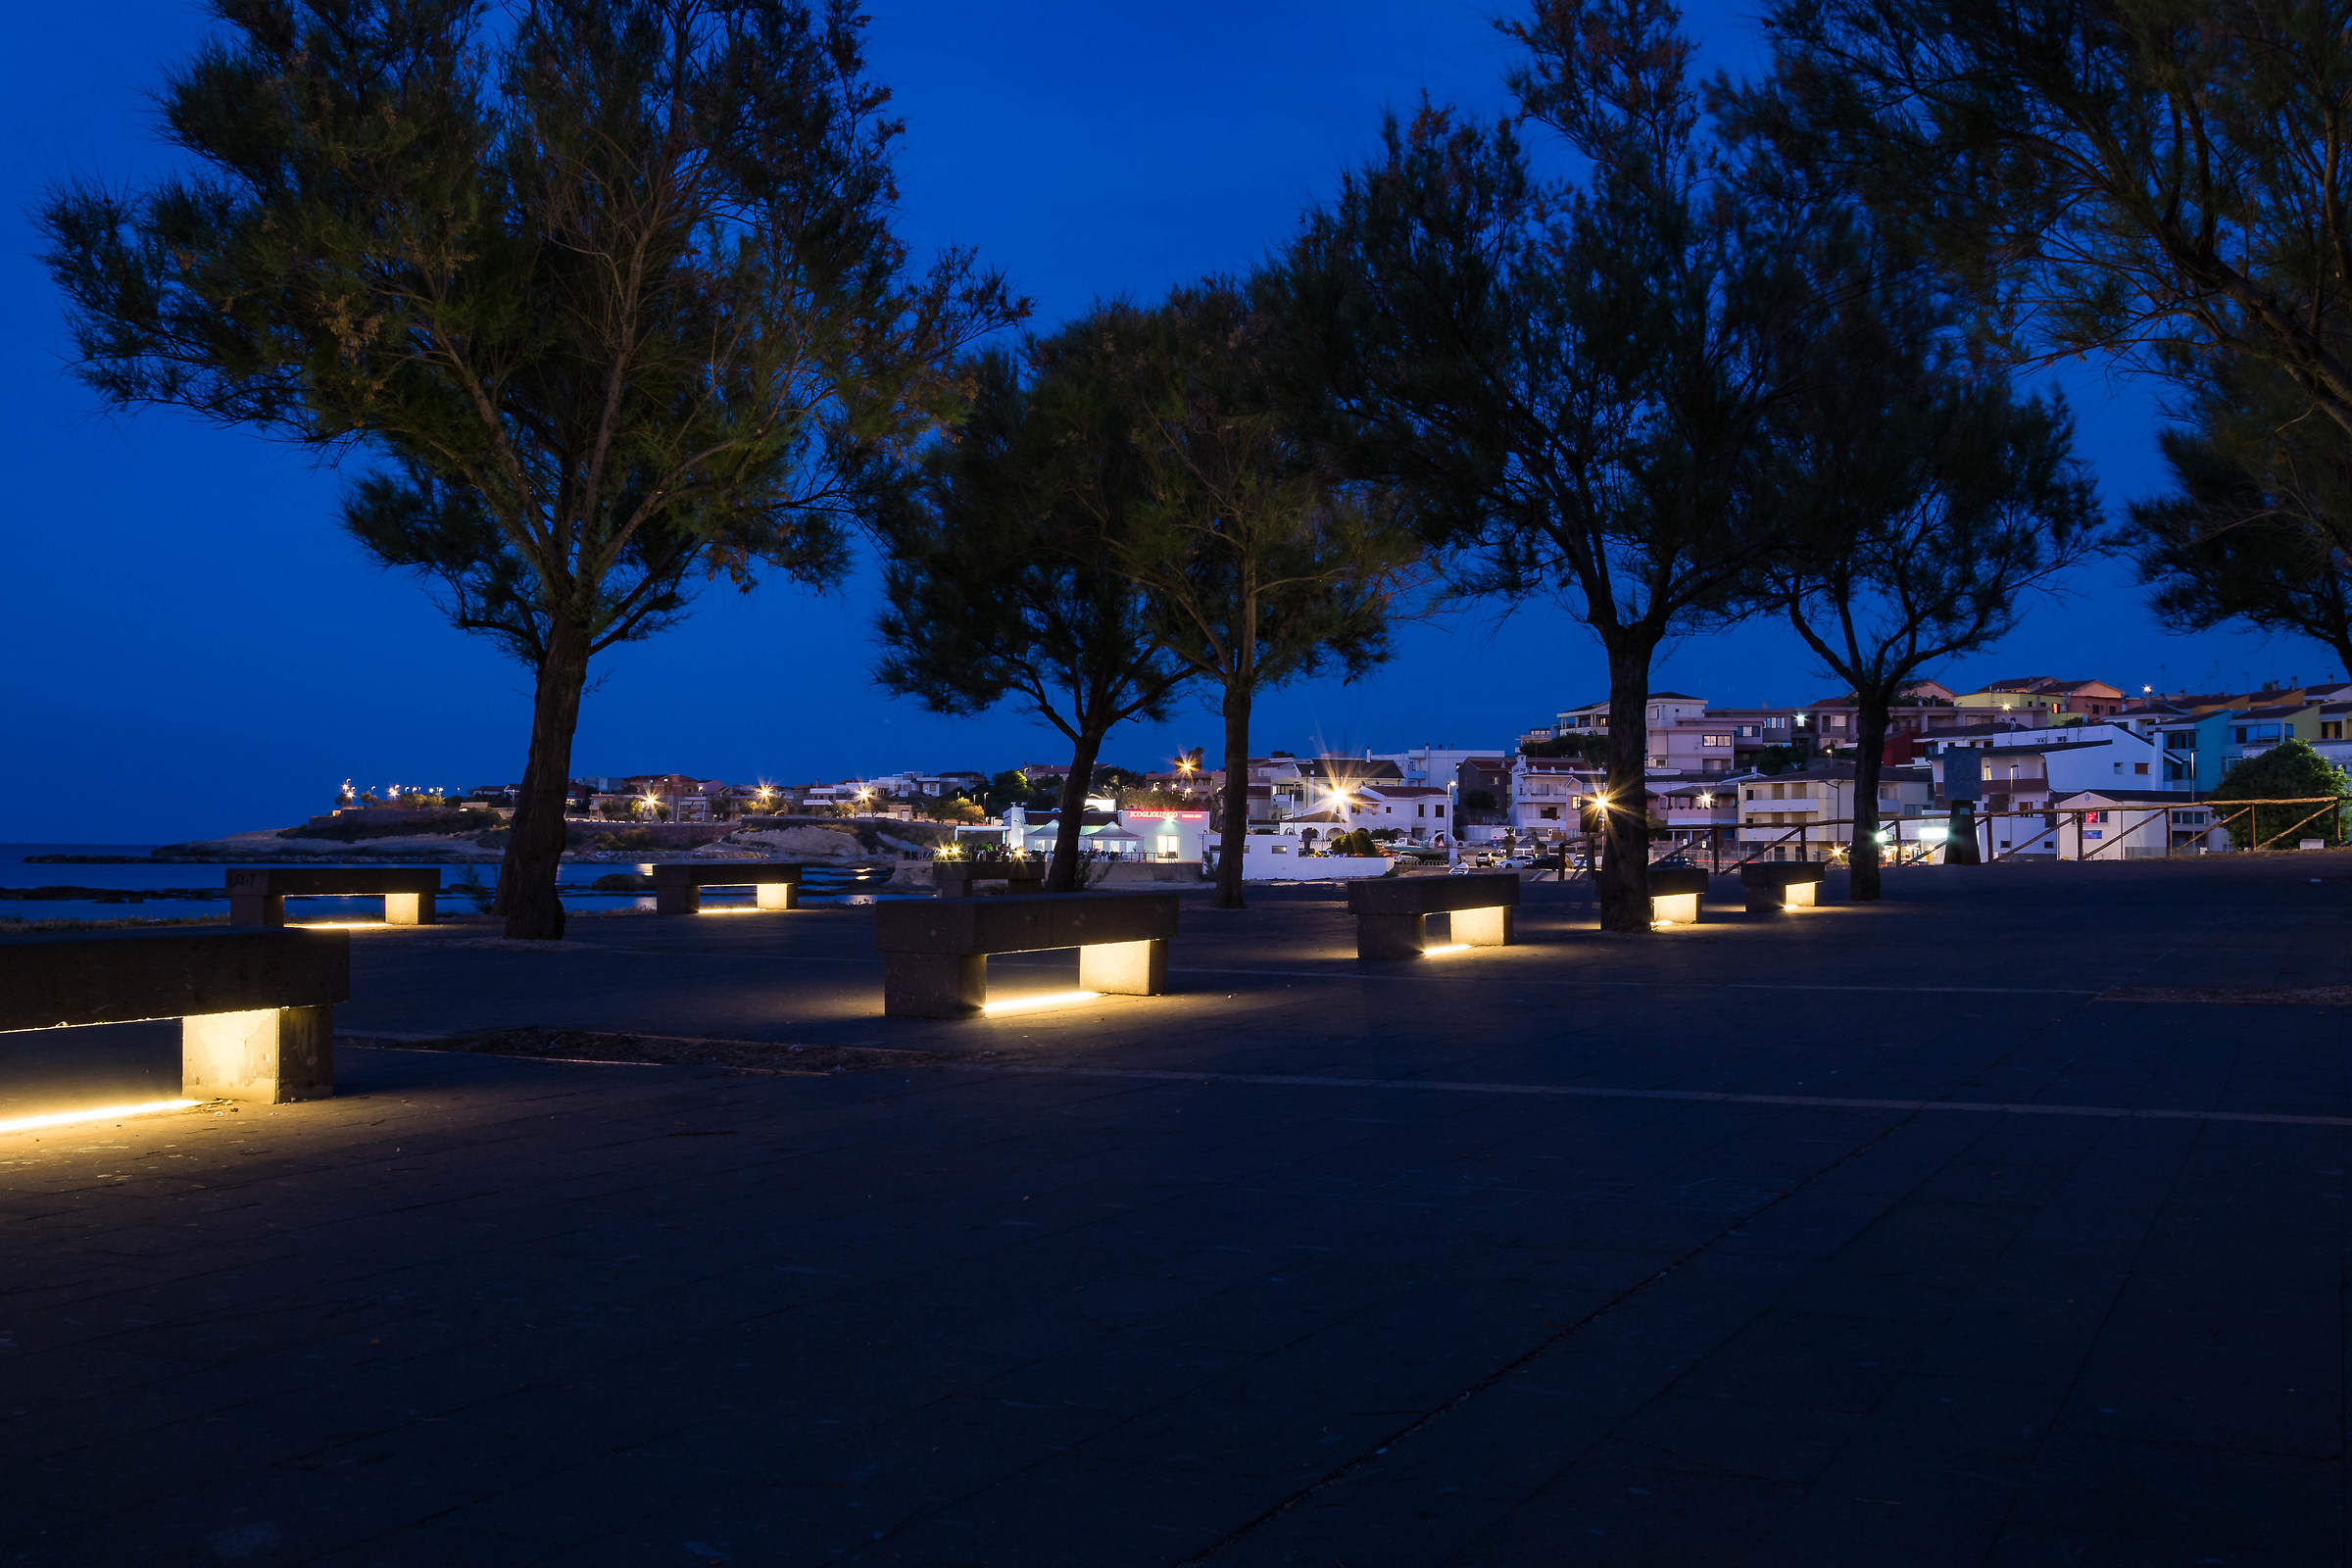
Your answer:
[2327,722,2345,741]
[2234,723,2282,744]
[1737,724,1760,738]
[1745,788,1758,802]
[1701,733,1732,747]
[2133,762,2148,774]
[1825,713,1847,729]
[1540,807,1559,820]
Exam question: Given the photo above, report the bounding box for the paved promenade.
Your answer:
[5,856,2351,1565]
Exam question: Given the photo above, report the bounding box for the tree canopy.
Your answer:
[2215,739,2349,848]
[41,0,1017,935]
[872,342,1191,890]
[1277,0,1843,930]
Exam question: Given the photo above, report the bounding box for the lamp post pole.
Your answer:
[1447,781,1459,868]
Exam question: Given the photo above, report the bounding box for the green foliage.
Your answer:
[871,344,1192,861]
[1521,734,1607,763]
[1462,788,1498,812]
[1274,0,1854,928]
[1752,747,1800,776]
[981,769,1060,815]
[2215,740,2349,849]
[279,809,480,842]
[39,0,1019,936]
[1048,284,1420,908]
[1743,0,2352,446]
[2130,357,2352,676]
[1326,829,1382,857]
[453,866,496,914]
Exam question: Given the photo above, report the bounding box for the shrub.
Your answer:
[2215,740,2349,848]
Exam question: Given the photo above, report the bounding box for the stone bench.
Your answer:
[1348,873,1518,960]
[874,893,1179,1018]
[227,866,441,927]
[653,861,802,914]
[1649,866,1709,925]
[933,861,1046,898]
[0,927,350,1102]
[1740,860,1827,912]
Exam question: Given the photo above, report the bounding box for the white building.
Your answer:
[1509,757,1597,840]
[1733,763,1939,862]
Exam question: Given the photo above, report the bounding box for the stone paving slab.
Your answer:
[3,856,2352,1563]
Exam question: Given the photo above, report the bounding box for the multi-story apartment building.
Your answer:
[1955,676,2129,719]
[1732,763,1937,862]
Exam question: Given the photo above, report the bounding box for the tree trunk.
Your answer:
[1594,632,1655,932]
[492,750,536,917]
[1848,692,1891,901]
[503,615,593,940]
[1046,728,1104,893]
[1212,682,1251,910]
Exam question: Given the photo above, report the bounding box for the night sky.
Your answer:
[1,1,2324,843]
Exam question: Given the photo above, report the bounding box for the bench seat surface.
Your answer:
[651,862,803,888]
[1348,873,1520,917]
[0,928,352,1032]
[876,893,1177,956]
[225,866,441,897]
[1648,867,1709,897]
[1739,862,1827,886]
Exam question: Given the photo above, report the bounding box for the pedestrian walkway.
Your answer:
[4,856,2348,1564]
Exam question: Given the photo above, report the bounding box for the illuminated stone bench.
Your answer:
[875,893,1178,1018]
[1740,861,1826,913]
[1649,867,1709,925]
[933,861,1046,898]
[0,927,350,1102]
[1348,872,1518,960]
[653,861,802,914]
[228,865,442,926]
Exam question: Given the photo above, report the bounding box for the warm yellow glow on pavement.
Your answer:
[982,991,1102,1016]
[0,1099,200,1136]
[1423,944,1470,956]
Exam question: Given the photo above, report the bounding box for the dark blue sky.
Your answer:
[1,2,2324,842]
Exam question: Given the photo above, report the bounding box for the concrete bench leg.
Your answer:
[183,1005,335,1103]
[884,953,987,1019]
[1080,938,1168,996]
[1651,893,1699,925]
[382,892,430,925]
[1357,912,1426,961]
[756,883,797,910]
[1453,906,1513,947]
[1786,881,1820,907]
[655,887,702,915]
[228,893,284,926]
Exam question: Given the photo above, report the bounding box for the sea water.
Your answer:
[0,845,907,925]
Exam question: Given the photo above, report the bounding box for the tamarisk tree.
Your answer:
[872,346,1192,892]
[1278,0,1833,932]
[1771,250,2100,898]
[1086,285,1420,911]
[40,0,1017,936]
